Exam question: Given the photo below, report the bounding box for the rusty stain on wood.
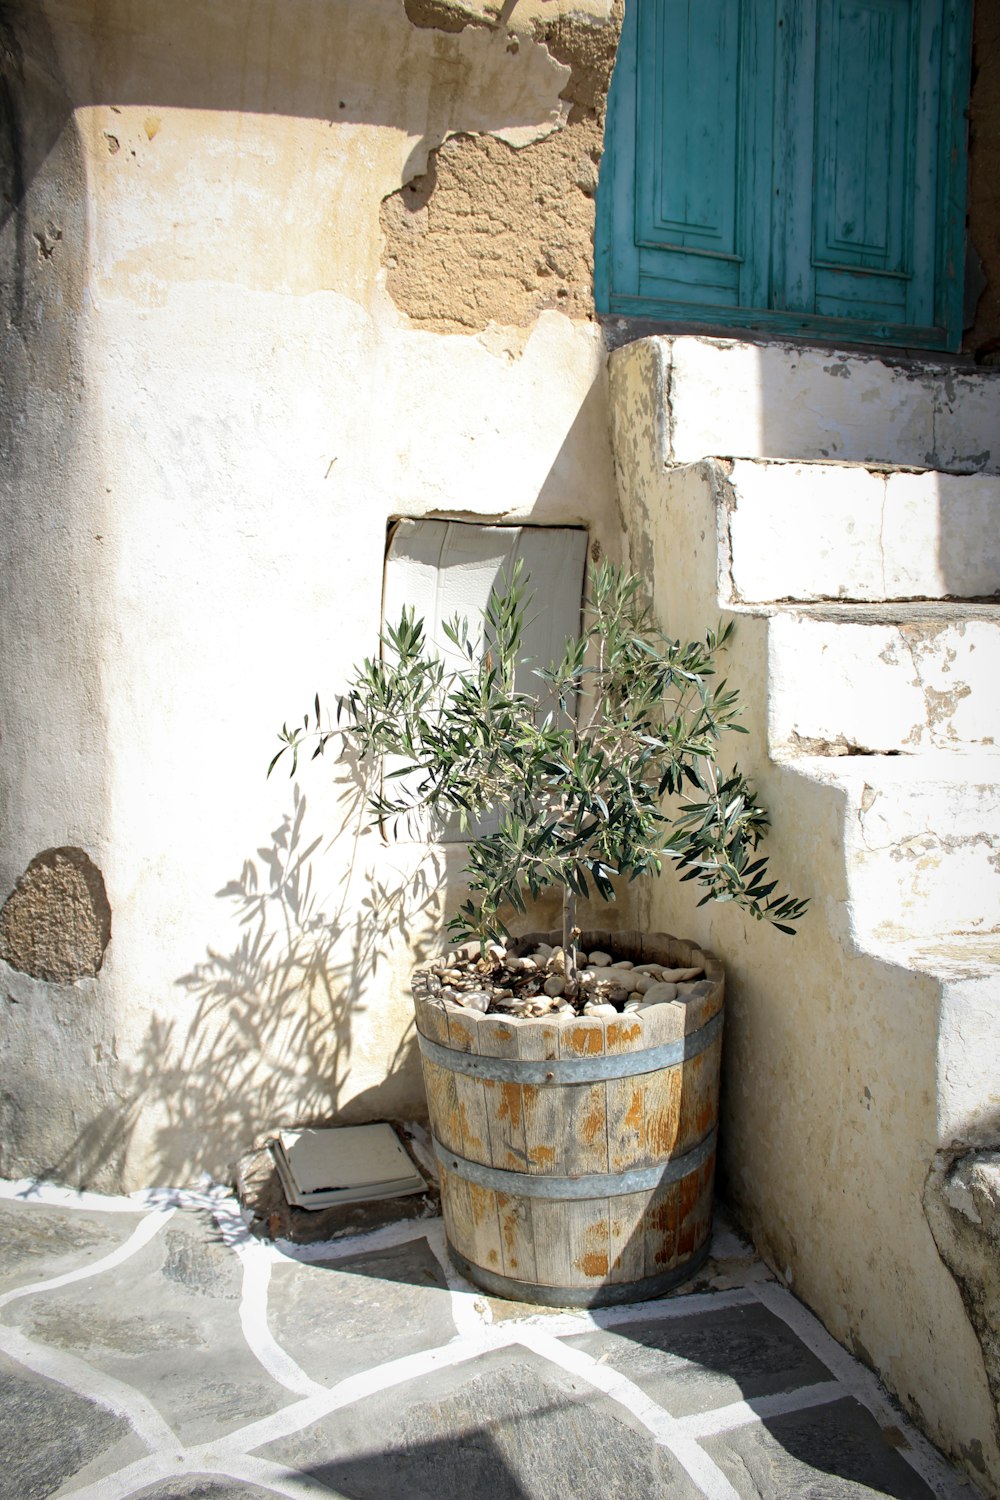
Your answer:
[576,1250,610,1277]
[606,1018,642,1049]
[528,1144,556,1168]
[498,1082,521,1124]
[566,1024,605,1056]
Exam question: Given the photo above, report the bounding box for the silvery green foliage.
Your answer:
[271,562,807,952]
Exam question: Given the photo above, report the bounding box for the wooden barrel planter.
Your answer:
[412,929,724,1307]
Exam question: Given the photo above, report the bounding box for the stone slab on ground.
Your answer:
[0,1180,981,1500]
[564,1299,836,1416]
[0,1351,144,1500]
[266,1235,457,1387]
[703,1395,938,1499]
[260,1343,707,1500]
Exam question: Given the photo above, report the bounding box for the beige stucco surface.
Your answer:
[0,0,624,1190]
[610,336,1000,1494]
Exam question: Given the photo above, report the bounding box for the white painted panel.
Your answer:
[383,520,589,841]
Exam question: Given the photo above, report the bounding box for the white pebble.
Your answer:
[584,1002,618,1017]
[624,999,641,1012]
[460,990,491,1012]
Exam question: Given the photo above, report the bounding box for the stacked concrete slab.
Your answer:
[608,336,1000,1495]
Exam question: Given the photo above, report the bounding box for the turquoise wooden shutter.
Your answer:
[596,0,972,351]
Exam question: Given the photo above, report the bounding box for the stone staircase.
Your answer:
[608,335,1000,1492]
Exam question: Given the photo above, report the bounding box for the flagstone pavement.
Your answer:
[0,1167,983,1500]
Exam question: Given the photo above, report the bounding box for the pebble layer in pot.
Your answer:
[272,561,807,1306]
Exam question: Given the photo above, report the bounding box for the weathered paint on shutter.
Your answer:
[595,0,972,351]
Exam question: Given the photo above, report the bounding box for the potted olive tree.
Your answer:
[272,561,805,1305]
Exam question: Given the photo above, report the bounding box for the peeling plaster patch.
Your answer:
[790,733,900,758]
[33,224,61,262]
[384,4,621,333]
[0,848,111,982]
[404,0,495,32]
[532,7,623,123]
[382,123,601,331]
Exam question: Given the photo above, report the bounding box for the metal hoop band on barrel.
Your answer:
[433,1128,716,1200]
[416,1007,722,1085]
[445,1240,713,1308]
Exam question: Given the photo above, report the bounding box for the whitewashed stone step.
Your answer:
[723,458,1000,604]
[865,931,1000,1146]
[615,334,1000,473]
[768,606,1000,756]
[793,752,1000,942]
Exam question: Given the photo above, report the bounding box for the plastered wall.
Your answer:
[0,0,625,1191]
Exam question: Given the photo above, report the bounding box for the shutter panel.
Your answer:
[595,0,971,350]
[775,0,942,333]
[630,0,774,314]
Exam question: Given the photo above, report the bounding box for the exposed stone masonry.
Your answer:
[0,846,111,981]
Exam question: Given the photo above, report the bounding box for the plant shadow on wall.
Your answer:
[49,778,442,1189]
[171,783,440,1147]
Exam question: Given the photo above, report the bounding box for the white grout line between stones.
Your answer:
[57,1336,512,1500]
[202,1453,348,1498]
[0,1322,179,1451]
[0,1178,153,1213]
[516,1284,760,1339]
[518,1327,745,1500]
[263,1213,442,1265]
[423,1220,495,1338]
[672,1380,846,1438]
[0,1205,180,1452]
[61,1452,337,1500]
[0,1175,235,1215]
[232,1237,330,1399]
